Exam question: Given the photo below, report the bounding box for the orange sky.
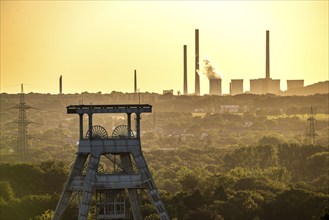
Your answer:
[1,1,328,95]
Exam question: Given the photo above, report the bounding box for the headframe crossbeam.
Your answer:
[67,104,152,114]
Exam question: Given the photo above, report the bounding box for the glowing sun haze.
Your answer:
[1,1,328,95]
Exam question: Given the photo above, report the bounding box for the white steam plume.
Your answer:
[198,58,222,79]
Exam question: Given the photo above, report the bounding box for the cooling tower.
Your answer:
[230,79,243,95]
[209,78,222,95]
[287,80,304,90]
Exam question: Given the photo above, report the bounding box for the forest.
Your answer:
[0,92,328,219]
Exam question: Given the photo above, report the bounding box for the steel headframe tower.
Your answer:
[11,84,33,157]
[306,105,317,145]
[53,104,170,220]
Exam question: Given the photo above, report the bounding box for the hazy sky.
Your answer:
[1,1,328,95]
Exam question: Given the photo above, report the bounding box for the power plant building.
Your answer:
[230,79,243,95]
[250,79,280,94]
[163,89,174,95]
[287,80,304,90]
[249,30,281,94]
[209,78,222,95]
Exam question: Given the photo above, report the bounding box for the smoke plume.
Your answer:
[198,58,222,79]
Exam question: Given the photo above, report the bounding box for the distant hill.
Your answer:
[282,81,329,96]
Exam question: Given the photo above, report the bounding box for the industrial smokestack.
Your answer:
[59,75,62,94]
[134,70,137,94]
[183,45,187,95]
[21,83,24,93]
[195,29,200,94]
[209,79,222,95]
[266,30,270,79]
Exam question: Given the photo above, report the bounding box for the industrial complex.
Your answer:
[182,29,307,96]
[58,29,309,97]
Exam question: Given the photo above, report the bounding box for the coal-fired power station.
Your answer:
[180,29,303,95]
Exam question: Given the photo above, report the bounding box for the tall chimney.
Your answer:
[59,75,62,94]
[266,30,270,79]
[134,69,137,93]
[195,29,200,95]
[183,45,187,95]
[21,83,24,93]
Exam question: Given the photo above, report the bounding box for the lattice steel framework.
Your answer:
[306,105,317,145]
[53,104,170,220]
[11,84,33,157]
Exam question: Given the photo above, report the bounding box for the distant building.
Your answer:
[287,80,304,90]
[163,89,174,95]
[230,79,243,95]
